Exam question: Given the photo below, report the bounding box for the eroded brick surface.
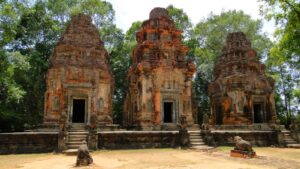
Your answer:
[43,14,113,126]
[208,32,276,125]
[124,8,196,129]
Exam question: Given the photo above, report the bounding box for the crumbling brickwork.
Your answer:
[43,14,113,127]
[208,32,276,125]
[124,8,196,130]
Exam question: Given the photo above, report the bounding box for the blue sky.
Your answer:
[106,0,275,37]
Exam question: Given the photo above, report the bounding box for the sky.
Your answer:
[106,0,276,37]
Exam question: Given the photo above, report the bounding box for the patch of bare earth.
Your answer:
[0,148,299,169]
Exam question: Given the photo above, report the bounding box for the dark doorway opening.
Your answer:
[216,105,223,125]
[163,102,173,123]
[72,99,85,123]
[253,103,263,123]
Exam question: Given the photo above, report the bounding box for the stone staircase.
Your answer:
[64,124,89,155]
[282,130,300,149]
[188,131,214,150]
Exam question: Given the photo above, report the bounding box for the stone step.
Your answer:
[69,133,88,136]
[69,137,86,142]
[70,128,86,131]
[67,141,81,144]
[285,141,298,144]
[68,132,88,135]
[68,133,88,136]
[189,136,202,139]
[63,149,78,156]
[190,145,214,150]
[188,132,211,150]
[287,144,300,149]
[190,138,203,142]
[68,135,88,138]
[68,130,87,132]
[284,138,296,141]
[190,142,205,146]
[189,135,202,138]
[189,133,202,135]
[68,135,87,141]
[68,138,87,142]
[70,126,86,129]
[67,145,81,149]
[188,131,201,133]
[70,124,86,127]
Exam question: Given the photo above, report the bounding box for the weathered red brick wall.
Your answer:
[0,132,58,154]
[44,14,113,127]
[124,8,196,129]
[208,32,276,125]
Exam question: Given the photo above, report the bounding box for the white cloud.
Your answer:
[107,0,275,36]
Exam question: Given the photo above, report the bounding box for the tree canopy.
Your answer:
[259,0,300,125]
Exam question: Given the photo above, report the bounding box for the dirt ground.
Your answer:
[0,147,300,169]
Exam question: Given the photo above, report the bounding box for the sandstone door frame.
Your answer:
[68,93,90,124]
[160,99,178,124]
[71,98,86,123]
[252,95,266,124]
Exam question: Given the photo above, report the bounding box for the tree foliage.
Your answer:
[0,0,122,131]
[166,5,193,40]
[259,0,300,126]
[259,0,300,65]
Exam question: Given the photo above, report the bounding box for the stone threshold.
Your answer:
[0,132,59,135]
[98,130,179,134]
[211,130,276,133]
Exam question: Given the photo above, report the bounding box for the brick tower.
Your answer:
[43,14,114,129]
[208,32,276,125]
[124,8,196,130]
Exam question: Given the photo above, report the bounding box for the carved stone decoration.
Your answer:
[43,14,114,127]
[97,98,104,112]
[124,8,196,129]
[230,136,256,158]
[179,115,189,147]
[208,32,276,125]
[52,96,60,111]
[76,140,93,166]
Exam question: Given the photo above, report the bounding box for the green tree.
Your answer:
[0,0,30,47]
[259,0,300,67]
[46,0,119,51]
[0,51,30,132]
[166,5,198,62]
[166,5,193,40]
[110,21,141,125]
[0,0,122,130]
[260,0,300,126]
[10,1,62,127]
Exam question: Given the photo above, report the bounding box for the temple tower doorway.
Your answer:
[253,103,263,123]
[72,99,86,123]
[216,106,223,125]
[163,102,173,123]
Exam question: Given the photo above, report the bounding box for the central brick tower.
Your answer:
[124,8,196,130]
